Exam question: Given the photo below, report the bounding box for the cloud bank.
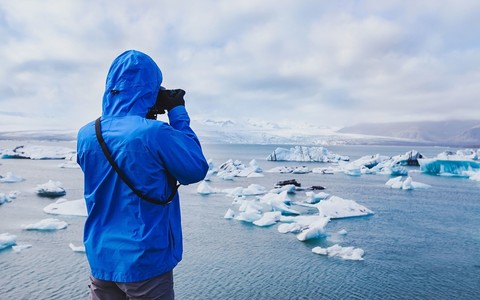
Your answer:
[1,0,479,131]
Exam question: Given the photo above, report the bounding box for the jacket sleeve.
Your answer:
[156,106,209,185]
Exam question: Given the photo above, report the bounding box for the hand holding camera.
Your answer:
[147,89,186,119]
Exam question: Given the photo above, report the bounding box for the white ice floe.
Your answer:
[0,172,25,183]
[196,181,219,195]
[35,180,66,197]
[304,191,330,204]
[278,215,329,234]
[267,146,349,162]
[43,198,87,217]
[311,167,336,174]
[269,184,297,195]
[223,184,267,197]
[69,243,86,253]
[296,217,330,241]
[1,145,76,160]
[224,208,235,219]
[253,211,282,227]
[216,159,263,179]
[385,176,431,190]
[0,233,16,250]
[0,191,20,205]
[312,244,365,260]
[419,157,480,178]
[12,244,33,253]
[21,218,68,231]
[315,196,373,219]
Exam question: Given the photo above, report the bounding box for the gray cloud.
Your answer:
[0,0,479,131]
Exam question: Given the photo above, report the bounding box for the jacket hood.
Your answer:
[102,50,163,117]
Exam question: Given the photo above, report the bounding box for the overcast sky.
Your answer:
[1,0,479,131]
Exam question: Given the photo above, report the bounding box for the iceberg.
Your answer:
[253,211,282,227]
[0,233,17,250]
[296,217,330,241]
[21,218,68,231]
[385,176,431,190]
[34,180,66,197]
[0,172,25,183]
[267,146,349,162]
[216,159,263,179]
[223,184,267,197]
[304,191,330,204]
[419,158,480,177]
[43,198,87,217]
[196,181,219,195]
[1,145,76,160]
[1,191,20,205]
[312,244,364,260]
[12,244,32,253]
[315,196,373,219]
[224,208,235,219]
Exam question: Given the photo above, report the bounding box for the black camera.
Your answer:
[147,89,186,120]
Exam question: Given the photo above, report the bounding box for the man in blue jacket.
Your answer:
[77,50,209,299]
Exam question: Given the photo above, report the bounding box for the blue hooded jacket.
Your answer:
[77,50,208,282]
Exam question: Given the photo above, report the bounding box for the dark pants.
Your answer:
[89,270,174,300]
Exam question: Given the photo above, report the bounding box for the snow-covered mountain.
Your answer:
[338,120,480,147]
[190,119,424,146]
[0,119,478,146]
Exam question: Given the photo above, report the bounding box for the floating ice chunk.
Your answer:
[344,165,361,176]
[234,208,262,223]
[304,191,330,204]
[0,193,9,205]
[0,233,16,250]
[312,244,364,260]
[385,176,431,190]
[278,222,303,234]
[0,172,25,183]
[466,171,480,181]
[216,159,263,179]
[385,176,404,188]
[314,196,373,219]
[292,166,310,174]
[35,180,66,197]
[296,217,330,241]
[43,198,87,217]
[22,218,68,231]
[224,208,235,219]
[267,146,349,162]
[69,243,86,253]
[337,229,348,235]
[419,158,480,177]
[278,215,328,234]
[269,184,297,195]
[253,211,282,227]
[312,167,336,174]
[196,181,220,195]
[243,184,267,196]
[265,166,294,173]
[12,244,32,253]
[0,191,19,205]
[8,191,20,199]
[259,191,300,215]
[224,184,267,197]
[1,145,76,160]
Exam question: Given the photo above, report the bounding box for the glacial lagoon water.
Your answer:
[0,141,479,299]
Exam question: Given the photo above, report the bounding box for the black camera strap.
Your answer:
[95,117,180,206]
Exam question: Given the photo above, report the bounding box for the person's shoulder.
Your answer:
[77,120,96,139]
